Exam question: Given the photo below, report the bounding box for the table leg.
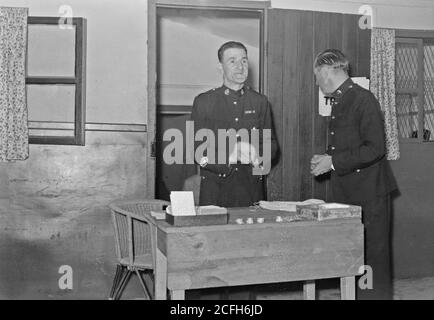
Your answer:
[155,246,167,300]
[170,290,185,300]
[340,276,356,300]
[303,280,316,300]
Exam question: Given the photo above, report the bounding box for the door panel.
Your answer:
[153,4,265,202]
[266,9,371,202]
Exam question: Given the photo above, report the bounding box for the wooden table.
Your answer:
[148,207,364,300]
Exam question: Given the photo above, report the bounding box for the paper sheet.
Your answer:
[258,199,325,212]
[319,203,350,209]
[169,191,196,216]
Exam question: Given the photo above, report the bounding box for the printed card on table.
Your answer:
[318,77,370,117]
[170,191,196,216]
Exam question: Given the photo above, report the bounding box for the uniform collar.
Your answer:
[222,85,246,97]
[331,78,354,99]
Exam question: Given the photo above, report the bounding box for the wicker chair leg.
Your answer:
[113,267,132,300]
[135,269,152,300]
[109,264,123,299]
[111,265,127,300]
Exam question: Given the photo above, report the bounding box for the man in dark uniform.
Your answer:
[187,41,278,300]
[311,49,398,300]
[191,41,278,208]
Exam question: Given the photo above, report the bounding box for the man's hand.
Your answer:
[229,141,259,166]
[228,142,239,164]
[310,154,333,176]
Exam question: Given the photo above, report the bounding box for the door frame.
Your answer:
[147,0,271,198]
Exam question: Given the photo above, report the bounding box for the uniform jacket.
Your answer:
[190,85,278,207]
[327,78,397,205]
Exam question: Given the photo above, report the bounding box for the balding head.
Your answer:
[314,49,349,73]
[313,49,350,95]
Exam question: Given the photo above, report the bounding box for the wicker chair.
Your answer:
[108,199,169,300]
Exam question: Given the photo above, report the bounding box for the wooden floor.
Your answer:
[255,277,434,300]
[11,275,431,299]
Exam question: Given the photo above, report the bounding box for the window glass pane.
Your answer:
[157,8,261,106]
[396,94,419,139]
[27,24,76,77]
[27,85,75,122]
[396,43,419,90]
[424,44,434,141]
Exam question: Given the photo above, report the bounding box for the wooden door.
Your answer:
[148,0,270,200]
[147,0,158,198]
[266,9,371,202]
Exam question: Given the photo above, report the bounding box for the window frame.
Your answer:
[27,16,87,146]
[395,37,424,143]
[395,30,434,144]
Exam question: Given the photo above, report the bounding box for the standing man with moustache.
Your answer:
[311,49,397,300]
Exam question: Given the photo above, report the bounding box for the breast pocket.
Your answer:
[241,115,260,131]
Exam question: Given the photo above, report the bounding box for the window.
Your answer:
[395,32,434,142]
[27,17,87,145]
[156,7,263,115]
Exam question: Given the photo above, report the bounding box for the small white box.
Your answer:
[169,191,196,216]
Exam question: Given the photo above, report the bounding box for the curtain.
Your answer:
[0,7,28,162]
[370,28,400,160]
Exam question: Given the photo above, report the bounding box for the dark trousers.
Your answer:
[357,194,393,300]
[199,166,265,207]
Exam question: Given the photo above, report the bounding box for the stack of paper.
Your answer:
[258,199,325,212]
[197,206,227,215]
[150,210,166,220]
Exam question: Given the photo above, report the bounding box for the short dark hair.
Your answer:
[218,41,248,62]
[314,49,349,73]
